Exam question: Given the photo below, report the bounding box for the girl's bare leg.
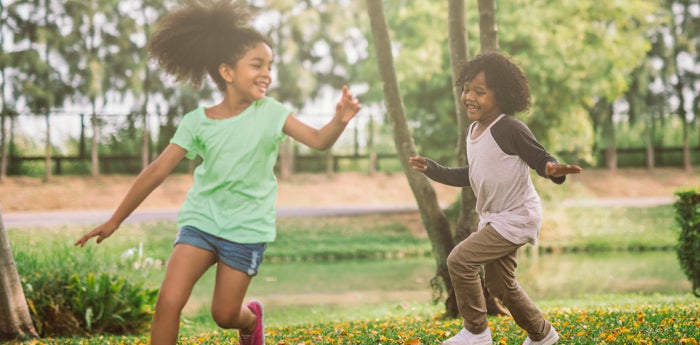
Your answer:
[151,244,215,345]
[210,260,256,332]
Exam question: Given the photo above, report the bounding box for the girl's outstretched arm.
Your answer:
[283,85,361,151]
[75,144,187,246]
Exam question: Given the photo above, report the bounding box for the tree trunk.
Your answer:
[0,1,6,183]
[0,211,39,340]
[646,123,655,170]
[91,113,99,176]
[142,111,150,170]
[448,0,478,243]
[0,107,6,183]
[446,0,472,318]
[0,69,7,183]
[325,149,333,177]
[365,0,455,314]
[450,0,508,317]
[477,0,499,52]
[279,140,294,180]
[79,114,86,159]
[601,102,617,171]
[681,117,691,171]
[368,114,377,175]
[43,112,51,182]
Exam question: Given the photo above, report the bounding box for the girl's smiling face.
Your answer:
[227,42,273,101]
[461,71,501,124]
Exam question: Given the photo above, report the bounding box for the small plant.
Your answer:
[69,272,158,334]
[22,270,158,337]
[673,187,700,297]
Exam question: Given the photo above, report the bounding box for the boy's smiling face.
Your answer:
[461,71,501,124]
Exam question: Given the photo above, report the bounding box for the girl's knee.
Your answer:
[211,307,243,329]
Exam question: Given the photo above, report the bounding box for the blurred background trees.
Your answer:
[0,0,698,180]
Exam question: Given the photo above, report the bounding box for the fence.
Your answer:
[5,145,700,178]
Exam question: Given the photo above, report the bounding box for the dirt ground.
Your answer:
[2,168,700,212]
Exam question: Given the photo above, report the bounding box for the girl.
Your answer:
[409,52,581,345]
[75,1,361,345]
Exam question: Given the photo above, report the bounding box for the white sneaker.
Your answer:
[522,327,560,345]
[442,327,493,345]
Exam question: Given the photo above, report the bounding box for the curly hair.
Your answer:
[147,0,271,91]
[456,52,530,115]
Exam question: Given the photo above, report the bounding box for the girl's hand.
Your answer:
[408,156,428,172]
[75,221,119,247]
[546,161,582,178]
[334,85,361,124]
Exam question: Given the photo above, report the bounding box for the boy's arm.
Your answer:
[410,156,470,187]
[492,117,578,184]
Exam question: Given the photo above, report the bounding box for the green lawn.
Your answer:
[11,295,700,344]
[7,203,697,344]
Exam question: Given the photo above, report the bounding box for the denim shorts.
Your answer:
[174,225,266,276]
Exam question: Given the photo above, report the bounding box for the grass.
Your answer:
[11,295,700,344]
[6,203,697,344]
[541,204,678,251]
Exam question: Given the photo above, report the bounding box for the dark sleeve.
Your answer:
[422,158,471,187]
[491,116,565,184]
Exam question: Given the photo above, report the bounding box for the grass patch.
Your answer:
[7,203,693,343]
[540,204,678,251]
[10,294,700,344]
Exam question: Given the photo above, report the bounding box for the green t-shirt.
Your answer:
[170,97,291,243]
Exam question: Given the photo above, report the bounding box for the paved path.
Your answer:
[3,205,418,229]
[3,197,675,229]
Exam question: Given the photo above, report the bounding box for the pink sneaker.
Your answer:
[239,301,264,345]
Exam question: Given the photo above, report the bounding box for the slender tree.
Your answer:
[665,0,698,171]
[365,0,457,316]
[9,0,71,181]
[448,0,509,317]
[477,0,498,52]
[0,211,39,341]
[0,0,14,182]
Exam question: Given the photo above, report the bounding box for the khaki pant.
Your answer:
[447,224,551,341]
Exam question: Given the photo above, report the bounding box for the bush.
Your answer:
[22,270,158,337]
[673,187,700,297]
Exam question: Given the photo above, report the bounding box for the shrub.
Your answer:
[23,270,158,337]
[673,187,700,297]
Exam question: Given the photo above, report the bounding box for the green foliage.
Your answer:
[69,272,158,335]
[11,236,159,337]
[20,266,157,337]
[673,187,700,297]
[20,267,157,337]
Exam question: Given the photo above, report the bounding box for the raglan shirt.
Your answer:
[169,97,291,244]
[424,114,564,245]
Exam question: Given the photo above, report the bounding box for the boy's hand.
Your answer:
[334,85,361,124]
[409,156,428,172]
[546,161,582,178]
